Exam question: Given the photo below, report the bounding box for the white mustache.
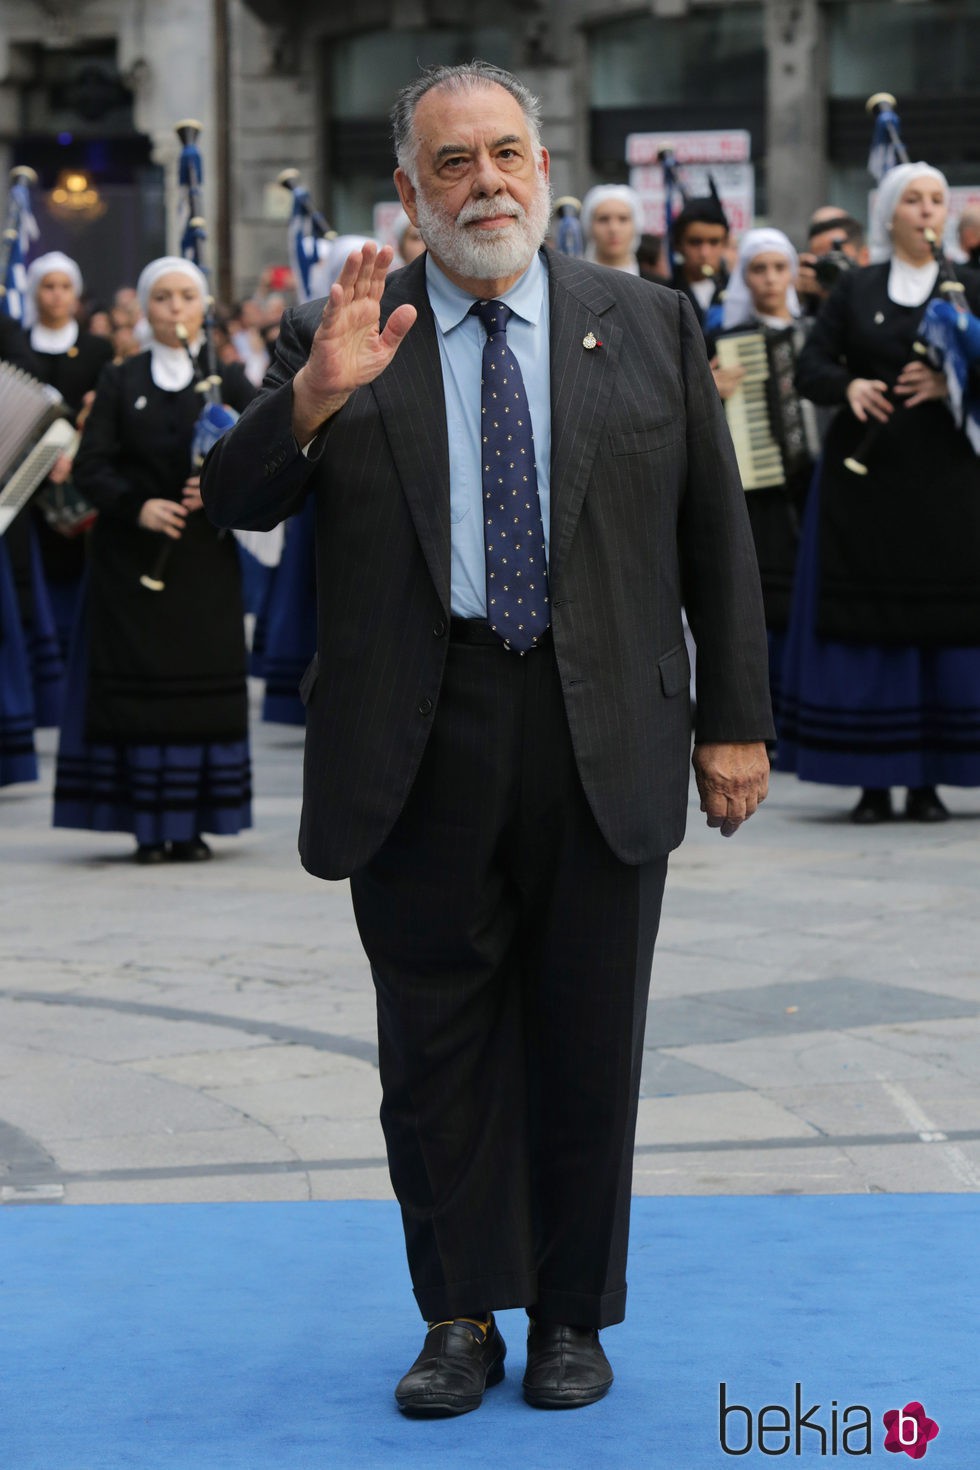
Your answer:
[456,199,523,226]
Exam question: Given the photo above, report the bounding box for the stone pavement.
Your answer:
[2,704,980,1207]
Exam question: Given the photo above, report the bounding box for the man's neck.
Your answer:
[427,248,533,301]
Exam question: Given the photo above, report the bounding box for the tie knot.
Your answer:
[470,298,511,340]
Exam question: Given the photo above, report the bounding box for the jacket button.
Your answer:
[432,619,446,638]
[417,697,433,716]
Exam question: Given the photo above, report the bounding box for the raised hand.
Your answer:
[292,242,417,445]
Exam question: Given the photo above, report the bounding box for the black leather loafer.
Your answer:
[523,1322,613,1409]
[395,1316,506,1416]
[134,843,168,865]
[850,788,893,824]
[905,787,949,823]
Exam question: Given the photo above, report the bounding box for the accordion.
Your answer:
[0,360,79,537]
[716,328,816,492]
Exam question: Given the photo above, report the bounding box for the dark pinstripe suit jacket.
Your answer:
[202,248,774,879]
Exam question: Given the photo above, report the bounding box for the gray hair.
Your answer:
[391,60,543,181]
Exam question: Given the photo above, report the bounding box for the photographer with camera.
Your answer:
[957,206,980,270]
[797,210,869,314]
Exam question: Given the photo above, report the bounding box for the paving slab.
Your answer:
[1,720,979,1205]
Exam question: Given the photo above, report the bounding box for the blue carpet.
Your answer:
[1,1195,975,1468]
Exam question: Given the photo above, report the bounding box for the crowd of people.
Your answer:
[3,135,980,854]
[2,57,980,1419]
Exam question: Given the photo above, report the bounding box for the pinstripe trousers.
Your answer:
[349,620,668,1328]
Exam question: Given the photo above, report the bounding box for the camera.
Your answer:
[812,237,854,290]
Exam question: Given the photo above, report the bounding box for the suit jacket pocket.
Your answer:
[299,652,319,706]
[658,642,691,698]
[608,420,680,456]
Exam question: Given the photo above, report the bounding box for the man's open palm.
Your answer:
[291,242,417,445]
[308,243,416,396]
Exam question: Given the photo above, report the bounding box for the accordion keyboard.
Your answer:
[716,332,785,490]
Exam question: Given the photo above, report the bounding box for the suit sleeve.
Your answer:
[201,306,322,531]
[675,292,776,744]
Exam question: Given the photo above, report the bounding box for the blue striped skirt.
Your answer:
[777,478,980,788]
[53,599,252,843]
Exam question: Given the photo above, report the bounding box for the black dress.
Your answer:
[778,263,980,788]
[53,350,257,841]
[29,330,113,654]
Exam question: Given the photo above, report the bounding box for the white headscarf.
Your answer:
[24,251,83,334]
[580,185,643,262]
[309,235,375,298]
[136,256,208,314]
[721,228,801,331]
[868,162,949,264]
[136,256,208,391]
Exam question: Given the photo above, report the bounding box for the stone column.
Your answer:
[765,0,825,240]
[118,0,218,259]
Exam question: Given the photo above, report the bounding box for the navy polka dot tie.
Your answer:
[469,299,550,654]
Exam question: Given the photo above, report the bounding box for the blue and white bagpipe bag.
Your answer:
[917,296,980,453]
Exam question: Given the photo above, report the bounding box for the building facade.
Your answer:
[2,0,978,302]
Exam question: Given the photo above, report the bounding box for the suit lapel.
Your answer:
[546,251,620,586]
[370,260,452,612]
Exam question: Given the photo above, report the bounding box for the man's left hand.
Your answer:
[692,741,770,838]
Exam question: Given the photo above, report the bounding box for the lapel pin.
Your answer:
[67,346,79,358]
[135,395,147,410]
[874,311,885,324]
[583,331,601,350]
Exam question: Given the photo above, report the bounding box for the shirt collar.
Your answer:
[425,249,546,335]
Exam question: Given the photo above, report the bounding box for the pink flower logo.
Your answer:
[883,1402,940,1458]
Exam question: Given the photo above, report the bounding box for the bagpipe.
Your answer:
[278,167,335,303]
[141,120,241,592]
[0,165,39,320]
[659,149,730,333]
[658,146,689,260]
[845,93,980,474]
[229,165,336,573]
[865,92,908,187]
[552,197,584,258]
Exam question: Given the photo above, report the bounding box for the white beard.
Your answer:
[416,170,553,284]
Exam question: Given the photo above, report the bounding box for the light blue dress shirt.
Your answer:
[425,251,552,619]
